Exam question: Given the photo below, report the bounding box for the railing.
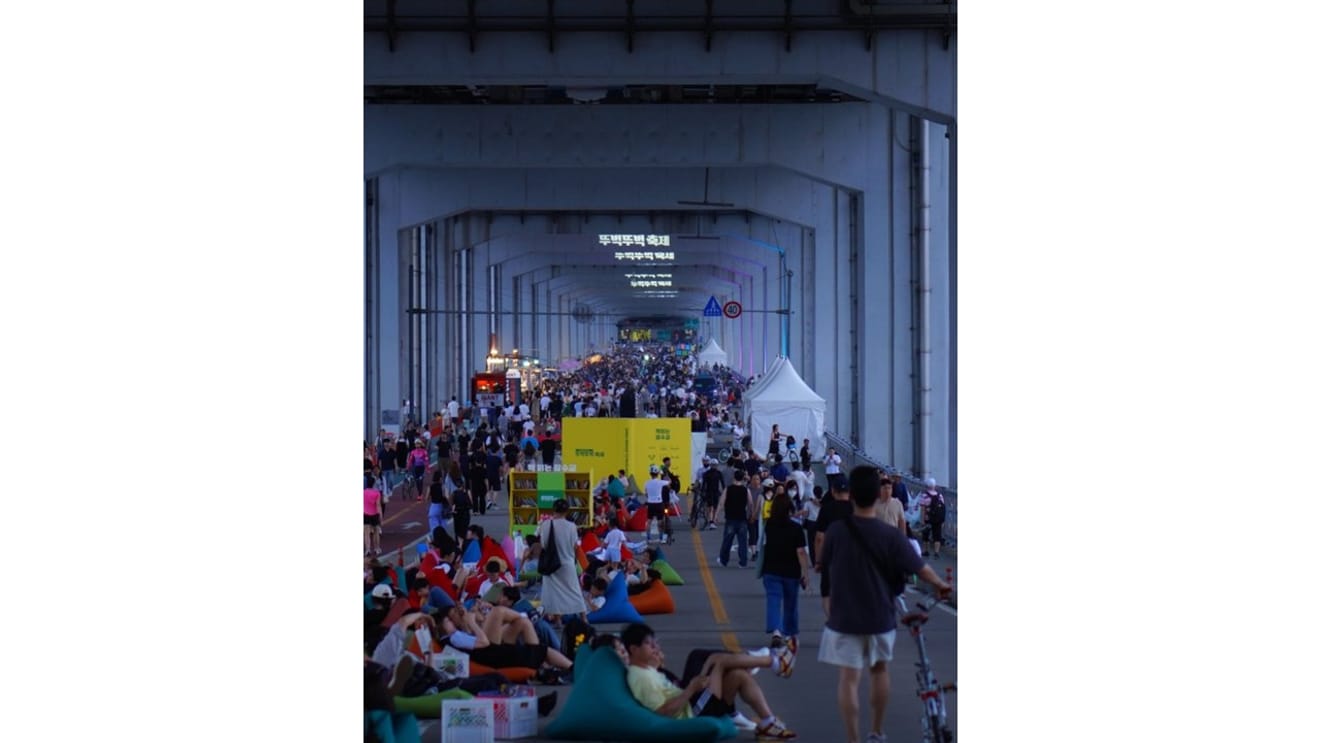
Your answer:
[823,432,957,552]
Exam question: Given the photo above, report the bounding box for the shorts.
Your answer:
[647,502,664,519]
[364,514,381,527]
[924,520,945,544]
[817,627,897,670]
[681,649,736,717]
[606,546,622,563]
[470,643,549,670]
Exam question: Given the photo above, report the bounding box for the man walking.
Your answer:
[715,470,752,568]
[818,466,952,743]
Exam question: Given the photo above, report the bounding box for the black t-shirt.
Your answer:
[762,520,807,579]
[814,497,855,543]
[722,484,750,521]
[702,468,725,498]
[379,448,399,470]
[436,436,451,458]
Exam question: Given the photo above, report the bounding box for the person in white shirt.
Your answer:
[823,447,843,490]
[539,393,552,421]
[603,523,627,565]
[644,465,667,542]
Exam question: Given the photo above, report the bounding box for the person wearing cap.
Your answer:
[535,498,589,625]
[918,477,947,560]
[643,464,667,543]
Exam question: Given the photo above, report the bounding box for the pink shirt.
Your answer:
[364,488,384,516]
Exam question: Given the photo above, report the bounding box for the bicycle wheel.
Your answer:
[717,448,731,464]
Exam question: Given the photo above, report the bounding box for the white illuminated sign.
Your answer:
[599,233,670,247]
[614,251,676,261]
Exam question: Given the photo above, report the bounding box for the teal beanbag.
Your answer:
[391,688,474,718]
[586,572,645,625]
[651,559,686,586]
[546,645,737,742]
[364,710,422,743]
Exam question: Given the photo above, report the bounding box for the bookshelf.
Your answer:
[508,469,594,538]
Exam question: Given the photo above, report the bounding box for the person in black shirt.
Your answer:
[378,440,400,494]
[700,461,725,530]
[715,470,752,568]
[467,444,489,516]
[761,492,810,650]
[812,476,854,610]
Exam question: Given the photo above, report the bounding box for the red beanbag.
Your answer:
[469,662,538,684]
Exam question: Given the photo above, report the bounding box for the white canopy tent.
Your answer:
[695,338,729,367]
[742,356,826,459]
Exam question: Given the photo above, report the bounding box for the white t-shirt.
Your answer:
[604,528,626,550]
[540,395,551,412]
[644,477,666,504]
[824,454,842,474]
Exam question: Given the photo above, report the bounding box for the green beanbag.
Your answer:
[586,572,645,625]
[651,559,686,586]
[390,688,474,718]
[545,645,737,742]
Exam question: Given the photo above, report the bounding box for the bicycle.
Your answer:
[896,594,956,743]
[716,447,732,464]
[688,491,712,531]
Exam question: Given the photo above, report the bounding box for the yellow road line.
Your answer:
[690,525,741,652]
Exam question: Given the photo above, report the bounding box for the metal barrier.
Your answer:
[823,432,957,552]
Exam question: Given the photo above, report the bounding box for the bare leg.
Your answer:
[545,647,572,669]
[364,525,372,554]
[868,661,891,737]
[372,526,382,553]
[837,666,862,743]
[724,669,773,719]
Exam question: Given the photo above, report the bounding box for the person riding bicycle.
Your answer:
[407,441,430,501]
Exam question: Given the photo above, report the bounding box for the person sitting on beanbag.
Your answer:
[583,576,609,612]
[620,622,799,739]
[439,603,574,684]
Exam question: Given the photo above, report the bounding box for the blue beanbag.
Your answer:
[546,645,736,742]
[585,572,645,625]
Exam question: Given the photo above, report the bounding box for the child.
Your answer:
[603,522,627,567]
[585,576,609,611]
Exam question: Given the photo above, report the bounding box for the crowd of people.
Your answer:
[363,341,954,743]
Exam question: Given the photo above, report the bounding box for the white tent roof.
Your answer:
[696,338,728,366]
[743,357,825,404]
[742,357,826,457]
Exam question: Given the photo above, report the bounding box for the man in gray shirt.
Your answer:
[818,465,952,743]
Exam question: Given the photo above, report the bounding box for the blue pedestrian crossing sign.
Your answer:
[702,296,722,317]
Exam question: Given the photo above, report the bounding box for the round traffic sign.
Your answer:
[723,300,743,319]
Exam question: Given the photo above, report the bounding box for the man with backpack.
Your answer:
[919,477,948,560]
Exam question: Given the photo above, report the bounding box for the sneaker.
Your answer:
[754,719,798,739]
[770,630,784,644]
[772,643,796,678]
[865,733,887,743]
[716,559,727,568]
[707,523,718,530]
[728,712,758,731]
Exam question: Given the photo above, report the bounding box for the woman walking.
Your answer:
[364,474,385,557]
[760,491,810,655]
[535,499,589,626]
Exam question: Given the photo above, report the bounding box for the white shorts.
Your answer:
[817,627,897,669]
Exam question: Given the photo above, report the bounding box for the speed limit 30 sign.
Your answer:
[722,300,743,319]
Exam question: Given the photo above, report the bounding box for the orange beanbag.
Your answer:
[580,532,601,553]
[627,579,676,615]
[469,662,538,684]
[620,544,633,562]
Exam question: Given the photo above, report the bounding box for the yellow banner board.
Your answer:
[560,419,630,477]
[561,418,691,490]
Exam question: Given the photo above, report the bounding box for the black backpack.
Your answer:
[926,494,947,523]
[561,616,596,663]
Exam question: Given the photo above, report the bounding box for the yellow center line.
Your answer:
[689,521,741,652]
